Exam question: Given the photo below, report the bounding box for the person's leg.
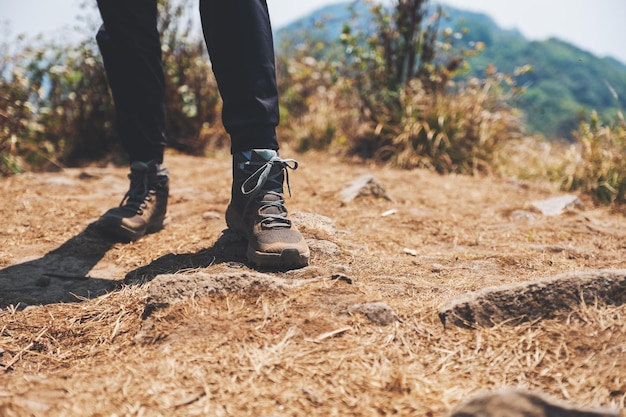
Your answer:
[96,0,166,163]
[199,0,279,153]
[95,0,169,241]
[200,0,309,268]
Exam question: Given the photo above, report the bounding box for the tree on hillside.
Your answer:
[330,0,521,173]
[339,0,444,123]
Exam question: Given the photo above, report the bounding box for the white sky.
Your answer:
[1,0,625,64]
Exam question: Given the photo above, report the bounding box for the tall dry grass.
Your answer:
[494,110,626,212]
[376,76,523,174]
[563,111,626,207]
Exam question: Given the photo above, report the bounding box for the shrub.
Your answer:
[329,0,526,174]
[0,36,34,175]
[563,111,626,206]
[276,55,360,153]
[27,38,118,166]
[158,0,225,154]
[0,0,224,175]
[377,74,523,174]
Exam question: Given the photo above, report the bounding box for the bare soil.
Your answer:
[1,149,625,416]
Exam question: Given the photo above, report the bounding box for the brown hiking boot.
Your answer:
[226,149,309,269]
[96,161,169,242]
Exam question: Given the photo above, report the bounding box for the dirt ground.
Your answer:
[0,149,625,416]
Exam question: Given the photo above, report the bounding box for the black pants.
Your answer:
[96,0,280,163]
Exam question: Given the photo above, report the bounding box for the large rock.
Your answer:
[142,271,294,317]
[449,389,619,417]
[439,269,626,328]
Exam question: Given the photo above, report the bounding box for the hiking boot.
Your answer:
[226,149,309,269]
[96,161,169,242]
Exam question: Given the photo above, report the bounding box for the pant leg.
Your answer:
[96,0,166,164]
[199,0,280,153]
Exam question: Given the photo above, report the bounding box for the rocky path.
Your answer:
[0,151,624,416]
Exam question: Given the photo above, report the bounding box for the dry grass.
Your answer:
[2,285,624,416]
[564,112,626,207]
[378,78,523,174]
[1,151,625,416]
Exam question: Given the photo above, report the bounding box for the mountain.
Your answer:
[274,1,626,140]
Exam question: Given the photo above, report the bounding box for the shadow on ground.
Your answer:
[124,229,248,285]
[0,224,119,309]
[0,226,251,308]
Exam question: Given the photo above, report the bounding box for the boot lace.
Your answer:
[240,156,298,229]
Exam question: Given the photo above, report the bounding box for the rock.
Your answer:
[348,302,399,326]
[143,271,294,317]
[531,195,584,216]
[291,212,338,237]
[338,175,392,203]
[438,269,626,328]
[331,273,353,284]
[307,239,342,257]
[449,388,619,417]
[511,210,538,221]
[381,209,398,217]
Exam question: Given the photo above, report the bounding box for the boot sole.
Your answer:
[96,216,170,242]
[247,247,310,270]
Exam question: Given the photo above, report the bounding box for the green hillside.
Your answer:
[274,1,626,140]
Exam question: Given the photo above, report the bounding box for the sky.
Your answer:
[1,0,625,64]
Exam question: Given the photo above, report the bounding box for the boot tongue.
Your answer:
[259,192,282,212]
[249,151,288,225]
[130,161,150,173]
[257,191,290,228]
[250,149,278,162]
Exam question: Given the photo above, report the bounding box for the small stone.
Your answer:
[349,302,399,326]
[381,209,398,217]
[331,273,353,284]
[450,388,619,417]
[510,210,537,221]
[531,194,584,216]
[307,239,341,257]
[338,175,392,203]
[291,212,338,237]
[78,171,103,180]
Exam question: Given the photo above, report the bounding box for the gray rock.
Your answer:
[511,210,538,221]
[307,239,342,257]
[338,175,392,203]
[290,212,338,237]
[348,302,399,326]
[143,272,294,316]
[438,269,626,328]
[531,195,584,216]
[450,388,619,417]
